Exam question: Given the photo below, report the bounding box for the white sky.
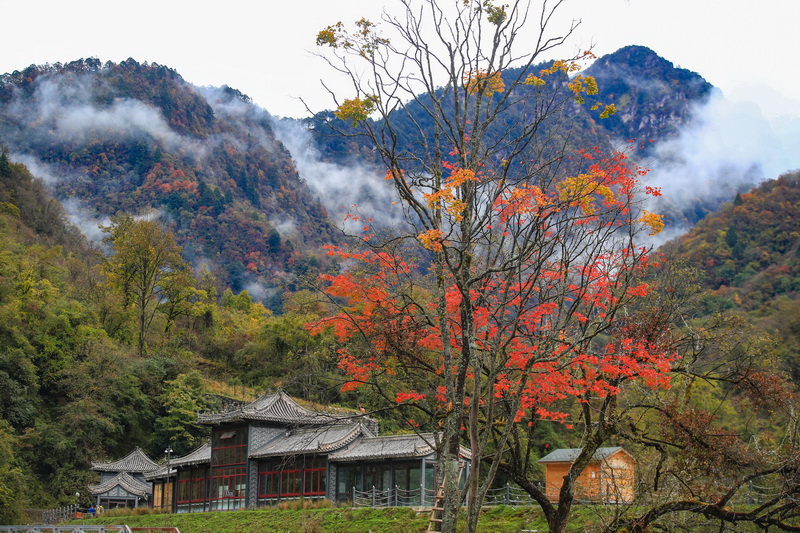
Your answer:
[1,0,799,120]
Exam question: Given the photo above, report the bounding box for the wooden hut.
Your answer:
[538,447,635,503]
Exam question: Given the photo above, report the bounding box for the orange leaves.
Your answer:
[494,183,551,224]
[309,146,669,416]
[417,228,446,252]
[395,391,428,403]
[421,166,479,222]
[464,69,505,97]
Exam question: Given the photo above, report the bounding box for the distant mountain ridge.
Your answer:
[585,45,714,143]
[0,47,717,303]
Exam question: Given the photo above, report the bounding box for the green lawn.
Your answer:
[67,505,588,533]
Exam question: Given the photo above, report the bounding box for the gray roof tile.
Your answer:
[329,433,436,462]
[538,446,626,463]
[198,391,355,426]
[250,423,368,458]
[88,472,151,498]
[91,447,160,473]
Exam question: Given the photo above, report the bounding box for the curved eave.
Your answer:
[88,472,151,498]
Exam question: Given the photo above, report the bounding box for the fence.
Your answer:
[26,506,86,525]
[349,483,541,508]
[484,483,541,506]
[351,486,436,508]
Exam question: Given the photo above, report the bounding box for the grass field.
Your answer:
[68,504,600,532]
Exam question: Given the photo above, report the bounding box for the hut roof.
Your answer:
[329,433,438,462]
[537,446,631,464]
[144,441,212,481]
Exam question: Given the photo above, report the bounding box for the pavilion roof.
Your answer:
[91,447,160,473]
[198,390,355,426]
[250,423,371,459]
[88,471,151,498]
[537,446,629,464]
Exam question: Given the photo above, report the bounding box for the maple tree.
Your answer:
[311,2,674,532]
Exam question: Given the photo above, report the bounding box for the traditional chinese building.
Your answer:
[538,446,635,503]
[88,447,160,508]
[98,391,465,513]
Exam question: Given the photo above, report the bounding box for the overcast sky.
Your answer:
[1,0,798,119]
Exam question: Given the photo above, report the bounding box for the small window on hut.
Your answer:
[220,431,237,439]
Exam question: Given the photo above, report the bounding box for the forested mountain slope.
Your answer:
[0,59,336,307]
[664,170,800,376]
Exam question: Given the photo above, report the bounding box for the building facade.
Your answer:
[93,391,463,513]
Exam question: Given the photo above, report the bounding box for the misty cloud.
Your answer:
[644,90,800,238]
[60,197,110,243]
[270,118,404,232]
[9,153,61,185]
[8,74,207,158]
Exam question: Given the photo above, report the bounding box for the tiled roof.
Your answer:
[144,441,211,481]
[171,441,212,467]
[91,447,160,473]
[88,472,152,498]
[143,464,173,481]
[250,423,370,459]
[329,433,437,462]
[538,446,626,464]
[198,390,354,426]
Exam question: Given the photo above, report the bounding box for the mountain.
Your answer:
[585,45,714,144]
[0,48,725,306]
[0,59,336,308]
[307,46,713,163]
[303,46,721,230]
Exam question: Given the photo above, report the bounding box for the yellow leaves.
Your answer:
[464,69,505,97]
[524,74,546,86]
[316,22,345,48]
[316,18,388,57]
[638,210,665,235]
[568,74,599,103]
[334,96,377,126]
[483,2,508,25]
[418,229,446,252]
[540,59,582,77]
[599,103,617,119]
[557,174,616,215]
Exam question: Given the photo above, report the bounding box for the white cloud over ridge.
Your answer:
[644,90,800,242]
